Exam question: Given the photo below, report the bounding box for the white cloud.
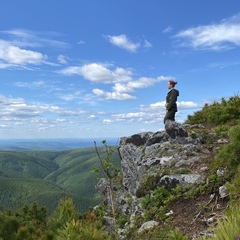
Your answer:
[174,14,240,51]
[1,29,69,49]
[144,39,152,48]
[106,34,140,52]
[149,101,166,108]
[163,26,173,33]
[0,40,46,65]
[13,80,46,88]
[0,29,70,68]
[103,119,113,124]
[149,101,199,109]
[57,54,68,64]
[59,63,133,84]
[60,63,170,100]
[113,83,134,93]
[177,101,199,108]
[56,118,67,122]
[0,95,81,120]
[92,89,136,100]
[77,40,85,45]
[110,100,200,124]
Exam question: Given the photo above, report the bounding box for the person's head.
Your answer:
[168,80,177,89]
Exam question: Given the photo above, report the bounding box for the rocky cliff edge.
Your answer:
[96,120,228,238]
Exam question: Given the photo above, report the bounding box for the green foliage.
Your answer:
[136,174,163,198]
[56,218,114,240]
[211,125,240,180]
[226,165,240,203]
[141,186,182,222]
[0,202,52,240]
[168,228,189,240]
[94,140,120,180]
[49,197,79,230]
[187,95,240,127]
[0,214,20,240]
[51,198,114,240]
[0,197,113,240]
[185,183,210,199]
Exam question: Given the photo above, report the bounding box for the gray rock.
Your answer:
[219,185,229,198]
[158,174,204,189]
[175,156,205,168]
[145,131,169,146]
[95,122,214,235]
[96,178,109,200]
[165,120,188,139]
[138,220,159,233]
[119,144,143,194]
[122,132,153,147]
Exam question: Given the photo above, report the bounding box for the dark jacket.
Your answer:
[166,89,179,112]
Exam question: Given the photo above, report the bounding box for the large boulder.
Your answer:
[165,120,188,139]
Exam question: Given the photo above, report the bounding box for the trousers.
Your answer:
[164,110,176,124]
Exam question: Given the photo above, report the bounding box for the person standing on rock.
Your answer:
[164,80,179,124]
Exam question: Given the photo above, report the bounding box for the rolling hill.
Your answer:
[0,145,121,214]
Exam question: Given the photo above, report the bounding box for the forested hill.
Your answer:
[0,146,121,214]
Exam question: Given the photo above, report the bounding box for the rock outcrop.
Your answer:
[96,120,215,236]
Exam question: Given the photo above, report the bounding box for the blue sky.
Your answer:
[0,0,240,139]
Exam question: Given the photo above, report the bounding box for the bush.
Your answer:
[187,95,240,127]
[211,125,240,178]
[141,186,182,222]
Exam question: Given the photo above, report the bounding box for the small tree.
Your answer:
[94,140,120,232]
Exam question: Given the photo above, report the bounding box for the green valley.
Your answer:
[0,145,121,214]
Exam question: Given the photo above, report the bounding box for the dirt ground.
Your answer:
[167,191,229,238]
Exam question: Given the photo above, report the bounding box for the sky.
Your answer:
[0,0,240,139]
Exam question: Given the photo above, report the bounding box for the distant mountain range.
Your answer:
[0,138,120,150]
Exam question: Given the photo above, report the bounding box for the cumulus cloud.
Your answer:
[110,100,200,123]
[174,13,240,51]
[106,34,140,52]
[177,101,199,108]
[92,89,136,100]
[0,29,69,68]
[0,94,93,134]
[60,62,170,100]
[59,63,133,84]
[0,40,46,65]
[149,101,199,109]
[0,95,79,120]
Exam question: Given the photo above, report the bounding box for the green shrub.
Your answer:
[211,125,240,179]
[141,186,182,222]
[168,227,189,240]
[187,95,240,127]
[136,174,163,198]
